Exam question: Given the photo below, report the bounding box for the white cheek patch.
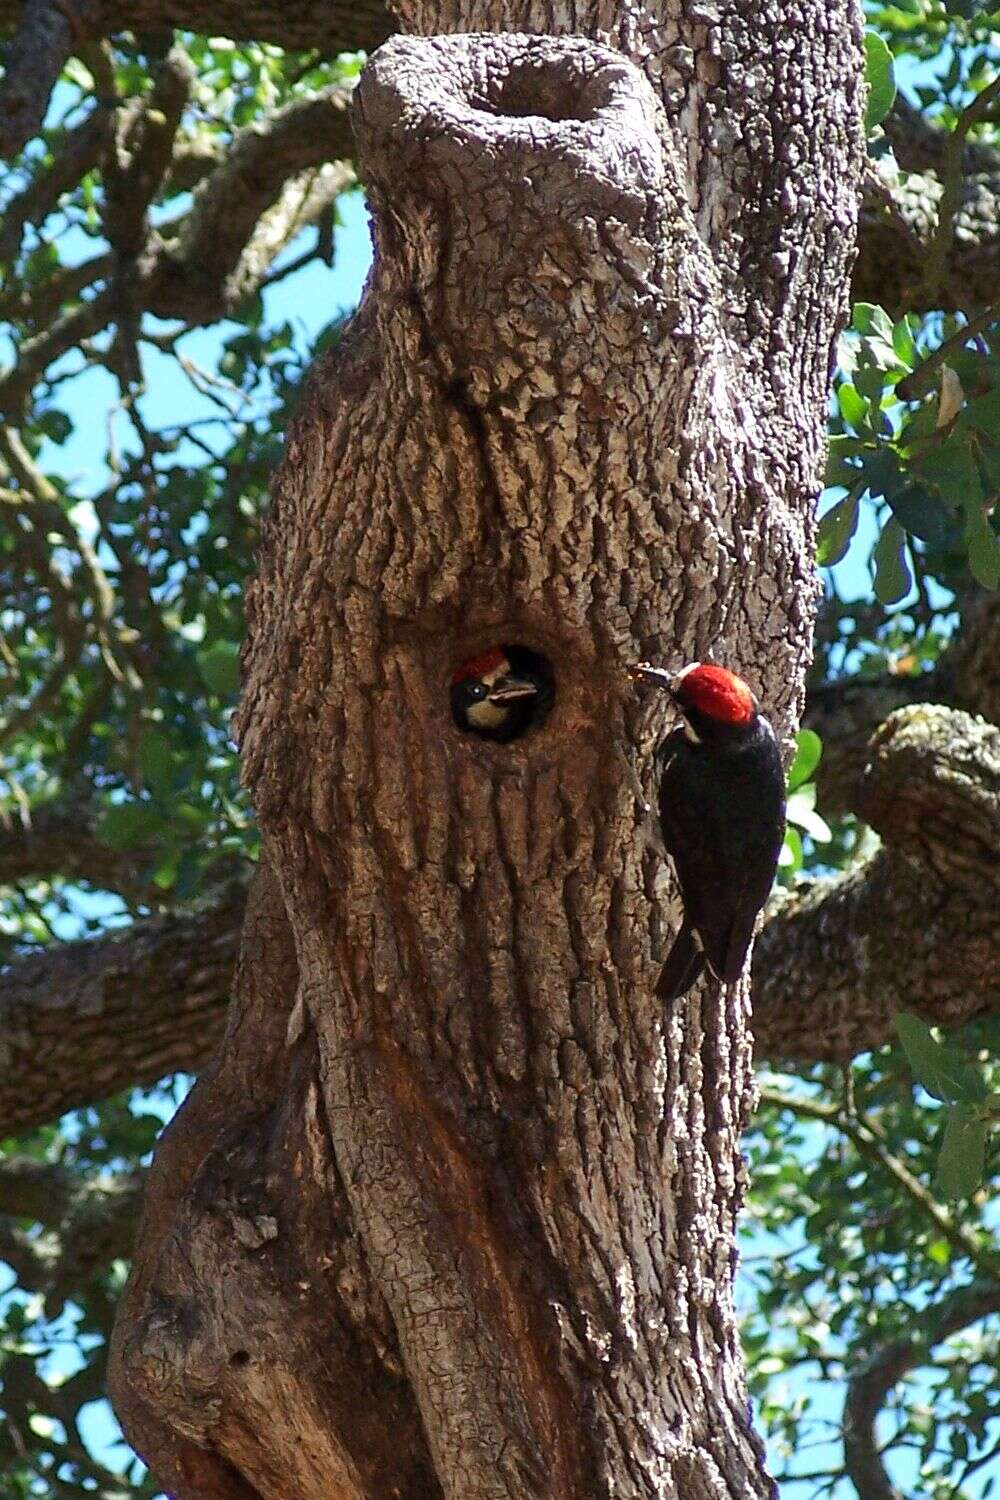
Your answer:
[468,699,507,729]
[682,719,701,745]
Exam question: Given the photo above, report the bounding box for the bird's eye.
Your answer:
[469,683,487,700]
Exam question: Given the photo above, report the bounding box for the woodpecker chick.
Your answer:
[451,645,553,742]
[632,660,785,1000]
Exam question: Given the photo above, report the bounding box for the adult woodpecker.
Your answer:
[631,660,785,1000]
[450,645,553,742]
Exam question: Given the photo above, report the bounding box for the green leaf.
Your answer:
[63,57,95,90]
[36,409,73,444]
[941,47,962,91]
[933,1104,988,1200]
[197,640,241,696]
[966,511,1000,590]
[787,728,822,792]
[860,445,903,501]
[852,303,895,342]
[837,383,868,430]
[965,391,1000,441]
[886,484,950,546]
[817,492,861,566]
[873,517,912,604]
[825,434,865,488]
[978,443,1000,494]
[174,801,210,830]
[786,784,833,843]
[891,315,917,369]
[778,825,803,872]
[96,801,165,851]
[860,334,905,374]
[139,725,176,797]
[174,847,207,901]
[894,1012,987,1104]
[913,439,981,504]
[151,848,179,890]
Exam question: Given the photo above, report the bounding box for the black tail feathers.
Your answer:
[656,918,706,1001]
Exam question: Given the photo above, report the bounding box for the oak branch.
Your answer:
[104,9,863,1497]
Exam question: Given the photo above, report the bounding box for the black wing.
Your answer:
[656,916,706,1001]
[656,727,784,984]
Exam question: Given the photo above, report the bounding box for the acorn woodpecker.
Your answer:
[632,661,785,1000]
[450,645,553,742]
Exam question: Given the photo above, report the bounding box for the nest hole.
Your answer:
[485,63,591,123]
[449,643,554,743]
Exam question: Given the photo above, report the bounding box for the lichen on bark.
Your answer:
[110,9,865,1497]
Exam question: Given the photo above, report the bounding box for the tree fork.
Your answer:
[110,12,863,1498]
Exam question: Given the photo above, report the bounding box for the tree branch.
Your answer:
[0,0,94,159]
[884,95,1000,179]
[0,83,358,418]
[806,590,1000,815]
[0,793,158,890]
[0,1154,143,1305]
[0,0,394,52]
[842,1280,1000,1500]
[896,298,1000,401]
[2,706,999,1130]
[0,879,244,1136]
[753,705,1000,1062]
[102,39,194,257]
[854,162,1000,315]
[150,84,355,319]
[921,73,1000,305]
[758,1088,999,1279]
[0,105,112,265]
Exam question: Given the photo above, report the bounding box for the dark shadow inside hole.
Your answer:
[485,65,589,123]
[450,644,554,743]
[229,1350,250,1368]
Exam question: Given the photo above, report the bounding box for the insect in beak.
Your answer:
[630,662,675,691]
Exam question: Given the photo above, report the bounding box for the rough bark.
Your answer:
[110,862,442,1500]
[5,703,998,1133]
[0,596,995,1139]
[0,880,241,1134]
[3,598,997,1137]
[0,0,79,158]
[109,8,863,1498]
[4,2,999,317]
[855,161,1000,316]
[753,705,1000,1062]
[0,0,393,54]
[806,590,1000,815]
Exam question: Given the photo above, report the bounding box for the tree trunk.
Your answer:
[109,6,864,1496]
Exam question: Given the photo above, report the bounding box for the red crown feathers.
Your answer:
[450,648,508,687]
[674,663,756,725]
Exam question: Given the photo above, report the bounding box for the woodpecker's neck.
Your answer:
[682,706,765,750]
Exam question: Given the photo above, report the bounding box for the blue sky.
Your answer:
[0,179,905,1500]
[4,60,993,1490]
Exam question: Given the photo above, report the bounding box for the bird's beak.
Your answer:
[630,662,675,693]
[488,675,538,704]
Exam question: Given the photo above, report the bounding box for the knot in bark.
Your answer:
[354,33,666,227]
[859,704,1000,883]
